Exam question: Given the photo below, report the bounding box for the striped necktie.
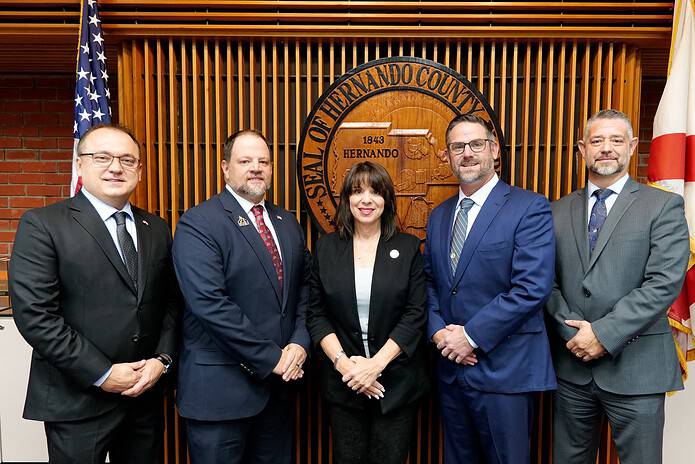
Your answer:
[450,198,476,275]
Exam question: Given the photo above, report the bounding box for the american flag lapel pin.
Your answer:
[238,216,250,227]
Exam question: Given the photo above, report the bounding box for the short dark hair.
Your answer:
[445,113,496,145]
[223,129,270,162]
[334,161,399,240]
[583,109,634,140]
[76,123,141,157]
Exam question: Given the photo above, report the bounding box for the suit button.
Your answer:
[451,288,457,295]
[352,331,360,336]
[131,334,140,342]
[369,336,375,342]
[583,289,591,297]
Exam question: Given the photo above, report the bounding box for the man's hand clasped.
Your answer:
[433,324,478,365]
[273,343,307,382]
[565,319,607,362]
[100,358,166,397]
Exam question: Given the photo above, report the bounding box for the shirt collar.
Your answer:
[81,188,134,222]
[226,184,266,216]
[458,173,499,207]
[587,173,629,198]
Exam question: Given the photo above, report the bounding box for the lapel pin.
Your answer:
[142,220,149,226]
[238,216,250,227]
[276,215,283,220]
[390,249,400,259]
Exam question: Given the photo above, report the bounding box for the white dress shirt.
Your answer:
[81,187,138,387]
[586,173,630,223]
[451,174,500,349]
[226,185,282,259]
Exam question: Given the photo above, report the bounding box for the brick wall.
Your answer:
[636,77,667,184]
[0,75,75,257]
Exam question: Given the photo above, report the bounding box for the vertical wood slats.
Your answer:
[117,38,641,464]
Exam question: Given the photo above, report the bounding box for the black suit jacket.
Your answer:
[172,190,311,421]
[10,192,180,421]
[307,232,429,414]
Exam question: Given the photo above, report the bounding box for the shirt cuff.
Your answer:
[462,327,478,349]
[93,366,113,387]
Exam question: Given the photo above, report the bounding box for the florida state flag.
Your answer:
[648,0,695,378]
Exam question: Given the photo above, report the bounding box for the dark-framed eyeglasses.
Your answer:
[79,152,141,170]
[447,139,495,155]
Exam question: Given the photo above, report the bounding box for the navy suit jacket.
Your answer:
[425,180,556,393]
[173,189,311,421]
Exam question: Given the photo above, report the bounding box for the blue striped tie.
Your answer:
[450,198,476,275]
[588,188,613,255]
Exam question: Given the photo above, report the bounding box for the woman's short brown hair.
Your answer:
[334,161,399,240]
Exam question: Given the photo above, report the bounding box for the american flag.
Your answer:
[71,0,112,195]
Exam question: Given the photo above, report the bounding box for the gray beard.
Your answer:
[589,161,624,177]
[236,183,269,198]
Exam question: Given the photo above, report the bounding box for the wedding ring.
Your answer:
[575,352,582,358]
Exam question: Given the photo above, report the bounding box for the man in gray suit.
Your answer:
[546,109,689,464]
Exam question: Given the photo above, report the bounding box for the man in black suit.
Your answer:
[173,129,311,464]
[10,124,180,464]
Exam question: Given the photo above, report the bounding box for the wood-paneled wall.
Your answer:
[116,37,641,464]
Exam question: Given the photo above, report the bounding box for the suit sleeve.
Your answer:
[465,195,556,353]
[10,211,112,388]
[387,240,427,358]
[287,221,312,351]
[306,239,336,347]
[172,209,282,379]
[425,215,447,339]
[545,279,583,341]
[154,226,182,360]
[591,194,690,356]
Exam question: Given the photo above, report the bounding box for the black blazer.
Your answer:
[307,231,428,414]
[10,192,180,421]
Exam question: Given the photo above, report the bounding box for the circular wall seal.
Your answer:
[297,56,504,239]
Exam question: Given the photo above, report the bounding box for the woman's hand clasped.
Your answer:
[339,355,386,399]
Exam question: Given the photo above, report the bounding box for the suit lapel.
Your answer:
[586,178,639,272]
[438,196,458,284]
[570,189,590,273]
[343,237,361,331]
[453,181,510,286]
[133,208,152,303]
[266,203,293,308]
[219,190,282,304]
[69,193,137,295]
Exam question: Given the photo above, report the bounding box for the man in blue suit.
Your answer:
[172,129,311,464]
[425,114,556,464]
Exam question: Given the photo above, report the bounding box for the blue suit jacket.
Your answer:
[425,180,556,393]
[172,189,311,421]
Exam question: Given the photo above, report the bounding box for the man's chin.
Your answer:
[590,164,622,176]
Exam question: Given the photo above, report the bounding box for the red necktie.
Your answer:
[251,205,283,292]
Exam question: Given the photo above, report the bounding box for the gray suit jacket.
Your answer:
[546,178,688,395]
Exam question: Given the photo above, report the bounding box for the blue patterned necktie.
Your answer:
[588,188,613,255]
[450,198,476,275]
[113,211,138,286]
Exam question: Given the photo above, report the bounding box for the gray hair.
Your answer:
[583,109,634,141]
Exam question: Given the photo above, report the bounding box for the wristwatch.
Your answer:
[155,353,173,374]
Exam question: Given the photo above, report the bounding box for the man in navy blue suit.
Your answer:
[424,114,556,464]
[172,130,311,464]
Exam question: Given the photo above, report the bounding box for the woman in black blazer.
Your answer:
[307,161,428,464]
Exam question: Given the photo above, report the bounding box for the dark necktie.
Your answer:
[450,198,476,275]
[251,205,283,292]
[588,188,613,255]
[113,211,138,286]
